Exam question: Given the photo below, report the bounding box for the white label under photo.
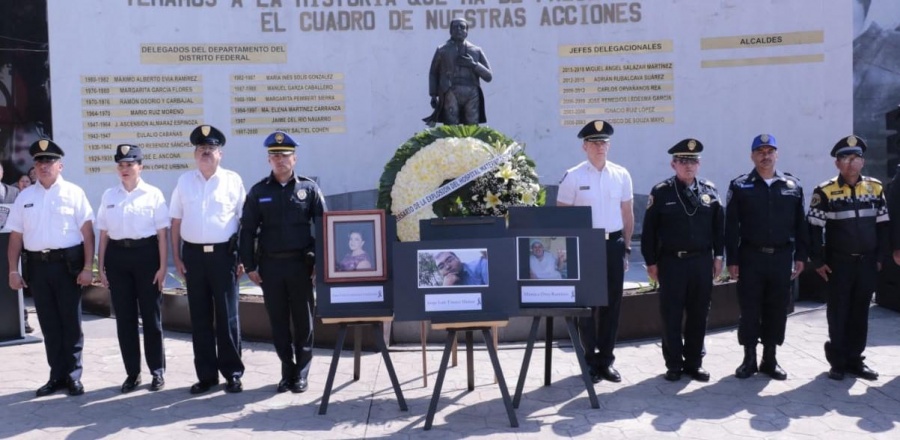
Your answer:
[521,285,577,304]
[424,293,483,312]
[330,286,385,304]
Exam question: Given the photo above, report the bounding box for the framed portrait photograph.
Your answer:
[323,210,387,283]
[516,236,580,281]
[417,248,489,288]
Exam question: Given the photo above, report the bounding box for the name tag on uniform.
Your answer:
[781,189,798,196]
[579,186,590,190]
[738,184,753,189]
[24,203,33,208]
[259,197,272,203]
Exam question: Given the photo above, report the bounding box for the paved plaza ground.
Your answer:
[0,299,898,439]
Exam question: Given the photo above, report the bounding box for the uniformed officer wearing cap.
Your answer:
[169,125,247,394]
[6,139,95,397]
[641,138,724,382]
[807,135,887,381]
[239,131,326,393]
[725,134,808,381]
[96,144,170,393]
[557,120,635,383]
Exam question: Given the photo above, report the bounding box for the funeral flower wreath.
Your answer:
[377,125,545,241]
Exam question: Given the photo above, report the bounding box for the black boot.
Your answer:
[759,345,787,380]
[735,345,758,379]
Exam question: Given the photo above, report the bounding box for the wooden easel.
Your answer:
[423,320,517,430]
[419,321,499,387]
[512,308,599,409]
[318,316,407,415]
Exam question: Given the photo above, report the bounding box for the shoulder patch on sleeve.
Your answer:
[810,193,821,207]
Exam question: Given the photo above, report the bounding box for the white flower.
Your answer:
[494,162,518,184]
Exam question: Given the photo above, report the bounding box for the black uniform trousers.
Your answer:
[736,247,793,347]
[580,232,625,369]
[105,239,165,377]
[658,254,712,371]
[824,252,877,371]
[259,254,314,381]
[28,258,84,382]
[183,242,244,382]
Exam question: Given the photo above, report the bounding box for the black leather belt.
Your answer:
[264,251,304,259]
[183,241,229,253]
[24,248,67,263]
[663,249,707,259]
[109,236,157,248]
[743,243,792,254]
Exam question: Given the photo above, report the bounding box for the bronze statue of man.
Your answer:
[425,18,492,126]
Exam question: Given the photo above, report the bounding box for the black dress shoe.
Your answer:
[828,368,845,381]
[24,322,34,334]
[291,378,308,393]
[276,379,293,393]
[664,369,682,381]
[149,375,165,391]
[121,375,142,393]
[189,380,219,394]
[848,363,879,381]
[683,367,710,382]
[67,380,85,396]
[759,362,788,381]
[35,379,66,397]
[225,376,243,393]
[587,367,601,384]
[598,366,622,383]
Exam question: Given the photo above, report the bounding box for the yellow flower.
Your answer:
[520,191,535,205]
[483,191,501,209]
[494,162,518,184]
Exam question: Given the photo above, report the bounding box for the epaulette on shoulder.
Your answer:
[731,174,750,185]
[699,178,715,188]
[296,175,316,183]
[654,179,670,190]
[862,175,883,185]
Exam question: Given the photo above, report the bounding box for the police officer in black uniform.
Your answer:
[641,138,724,382]
[725,134,808,381]
[240,131,326,393]
[807,135,887,381]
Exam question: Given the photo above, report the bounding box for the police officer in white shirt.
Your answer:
[170,125,247,394]
[6,139,95,397]
[97,144,170,393]
[557,120,635,384]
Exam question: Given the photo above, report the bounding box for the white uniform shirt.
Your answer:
[530,252,562,279]
[97,179,170,240]
[6,176,94,251]
[169,168,245,244]
[557,160,633,232]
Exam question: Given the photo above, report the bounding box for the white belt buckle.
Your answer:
[605,232,610,240]
[203,245,214,253]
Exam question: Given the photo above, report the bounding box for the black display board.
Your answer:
[507,206,592,229]
[0,234,24,342]
[315,214,395,319]
[393,238,517,323]
[511,228,608,307]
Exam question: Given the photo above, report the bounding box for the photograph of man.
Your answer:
[419,249,489,287]
[528,238,566,279]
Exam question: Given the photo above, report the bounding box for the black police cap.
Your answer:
[189,125,226,147]
[114,144,142,162]
[263,131,298,154]
[29,139,65,159]
[668,138,703,158]
[830,135,866,157]
[577,120,614,141]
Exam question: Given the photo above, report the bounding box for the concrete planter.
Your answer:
[82,285,113,318]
